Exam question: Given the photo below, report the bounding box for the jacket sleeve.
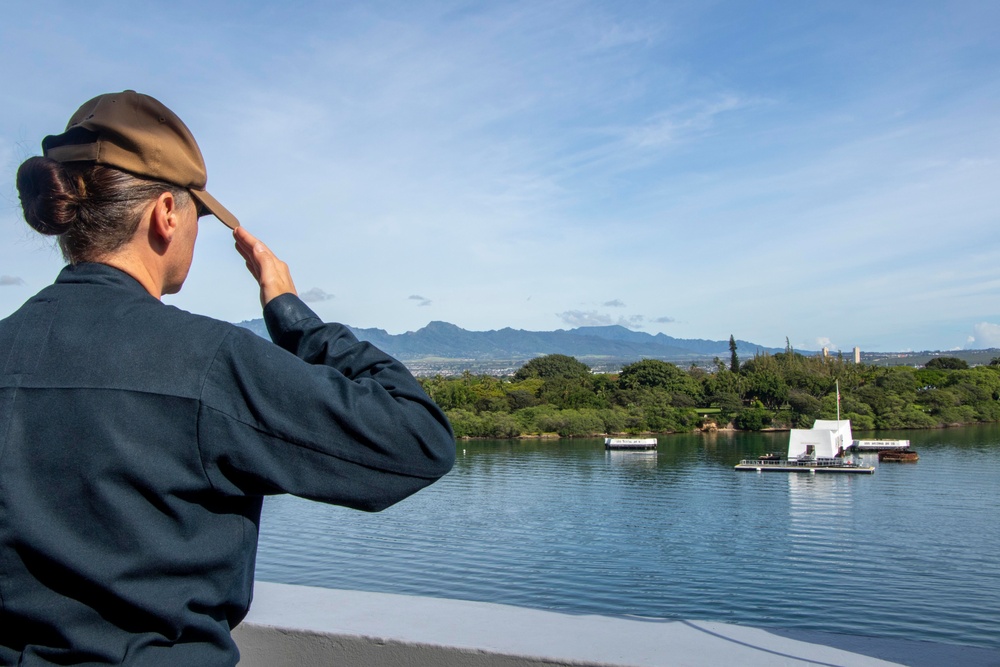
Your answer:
[196,294,455,511]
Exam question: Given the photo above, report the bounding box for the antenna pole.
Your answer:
[836,379,841,423]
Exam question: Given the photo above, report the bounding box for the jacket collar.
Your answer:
[55,262,154,298]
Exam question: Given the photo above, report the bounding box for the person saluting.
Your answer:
[0,90,455,666]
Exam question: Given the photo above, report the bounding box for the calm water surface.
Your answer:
[256,425,1000,650]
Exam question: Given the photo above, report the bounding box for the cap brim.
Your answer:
[190,189,240,229]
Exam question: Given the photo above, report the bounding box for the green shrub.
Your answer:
[734,407,771,431]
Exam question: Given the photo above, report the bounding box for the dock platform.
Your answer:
[735,459,875,474]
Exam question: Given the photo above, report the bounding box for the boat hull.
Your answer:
[605,438,657,450]
[878,450,919,462]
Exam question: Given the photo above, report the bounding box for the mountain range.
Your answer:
[235,319,785,365]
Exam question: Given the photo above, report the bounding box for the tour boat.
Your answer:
[604,438,657,450]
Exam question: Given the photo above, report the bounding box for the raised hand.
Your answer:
[233,226,298,308]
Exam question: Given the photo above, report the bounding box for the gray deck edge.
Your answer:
[232,582,998,666]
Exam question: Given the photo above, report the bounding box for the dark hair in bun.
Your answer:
[16,156,191,263]
[16,156,80,236]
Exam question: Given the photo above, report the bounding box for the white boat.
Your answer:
[604,438,657,450]
[853,439,911,451]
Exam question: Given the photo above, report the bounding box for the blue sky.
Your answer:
[2,1,999,352]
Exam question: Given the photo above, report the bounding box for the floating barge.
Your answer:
[605,438,657,450]
[735,458,874,474]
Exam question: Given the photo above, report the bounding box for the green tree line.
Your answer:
[417,349,1000,439]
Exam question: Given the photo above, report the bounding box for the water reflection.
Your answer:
[786,473,859,569]
[605,450,658,469]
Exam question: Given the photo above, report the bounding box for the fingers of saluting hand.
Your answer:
[233,226,298,307]
[233,226,265,261]
[234,227,263,280]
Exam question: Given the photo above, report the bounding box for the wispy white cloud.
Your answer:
[558,310,611,327]
[617,314,645,329]
[621,95,763,151]
[409,295,432,307]
[591,20,658,51]
[967,322,1000,349]
[300,288,334,303]
[558,310,646,329]
[2,2,998,352]
[0,275,24,286]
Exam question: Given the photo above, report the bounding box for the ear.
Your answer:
[149,192,181,246]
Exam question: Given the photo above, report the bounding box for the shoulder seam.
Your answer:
[194,327,240,491]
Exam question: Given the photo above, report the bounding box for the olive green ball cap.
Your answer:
[41,90,239,229]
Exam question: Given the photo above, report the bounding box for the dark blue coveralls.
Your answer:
[0,263,455,665]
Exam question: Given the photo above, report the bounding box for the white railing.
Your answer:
[738,458,785,466]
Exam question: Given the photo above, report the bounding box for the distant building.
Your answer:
[854,346,861,364]
[822,347,829,358]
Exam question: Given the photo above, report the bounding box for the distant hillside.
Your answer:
[234,319,783,365]
[566,325,772,357]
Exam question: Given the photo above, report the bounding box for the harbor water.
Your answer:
[255,425,1000,651]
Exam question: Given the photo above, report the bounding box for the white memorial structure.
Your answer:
[787,419,853,460]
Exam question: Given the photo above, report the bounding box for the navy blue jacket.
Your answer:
[0,263,455,666]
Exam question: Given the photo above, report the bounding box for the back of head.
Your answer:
[16,90,240,263]
[16,157,189,263]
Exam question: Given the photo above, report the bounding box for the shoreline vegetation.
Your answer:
[416,346,1000,440]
